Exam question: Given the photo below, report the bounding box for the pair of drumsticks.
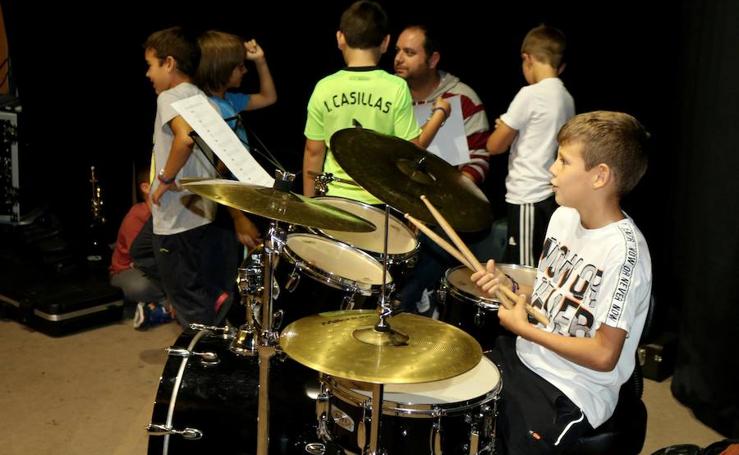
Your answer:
[405,195,550,326]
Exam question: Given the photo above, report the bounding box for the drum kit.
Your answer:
[146,128,524,454]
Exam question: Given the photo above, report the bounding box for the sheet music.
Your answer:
[172,94,274,186]
[414,95,469,166]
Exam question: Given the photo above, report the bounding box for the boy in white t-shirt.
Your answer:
[487,25,575,266]
[473,111,652,454]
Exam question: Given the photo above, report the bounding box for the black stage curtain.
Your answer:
[670,0,739,438]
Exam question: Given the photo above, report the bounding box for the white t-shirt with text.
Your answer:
[517,207,652,427]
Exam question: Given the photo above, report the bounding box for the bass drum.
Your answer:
[147,329,319,455]
[438,264,538,351]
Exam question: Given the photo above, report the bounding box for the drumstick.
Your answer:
[404,214,475,270]
[419,195,550,326]
[407,213,518,312]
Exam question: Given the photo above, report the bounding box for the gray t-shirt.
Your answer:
[151,82,217,235]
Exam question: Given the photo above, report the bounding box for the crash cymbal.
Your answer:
[330,128,492,232]
[182,179,376,232]
[280,310,482,384]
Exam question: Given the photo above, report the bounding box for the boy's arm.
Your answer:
[226,207,261,249]
[151,115,194,205]
[244,40,277,110]
[486,117,518,155]
[303,139,326,197]
[504,298,627,372]
[472,259,626,372]
[411,97,450,149]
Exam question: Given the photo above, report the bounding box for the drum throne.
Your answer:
[564,294,656,455]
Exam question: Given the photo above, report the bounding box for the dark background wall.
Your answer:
[2,0,736,437]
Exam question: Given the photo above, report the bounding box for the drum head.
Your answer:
[496,263,538,289]
[314,197,417,256]
[351,356,500,406]
[446,266,497,307]
[286,233,391,285]
[446,263,538,307]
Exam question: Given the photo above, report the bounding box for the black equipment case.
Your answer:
[0,274,123,337]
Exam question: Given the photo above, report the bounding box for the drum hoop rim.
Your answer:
[444,263,538,307]
[443,267,498,307]
[323,359,502,417]
[312,197,419,256]
[283,234,394,293]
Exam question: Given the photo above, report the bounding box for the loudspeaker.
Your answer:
[0,109,22,223]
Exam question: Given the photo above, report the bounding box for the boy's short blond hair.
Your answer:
[558,111,649,196]
[521,25,566,69]
[196,31,245,96]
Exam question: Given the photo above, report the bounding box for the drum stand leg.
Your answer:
[255,220,285,455]
[257,344,275,455]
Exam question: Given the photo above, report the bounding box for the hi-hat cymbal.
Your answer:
[280,310,482,384]
[330,128,492,232]
[182,179,376,232]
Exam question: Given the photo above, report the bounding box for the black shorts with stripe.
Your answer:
[488,336,593,454]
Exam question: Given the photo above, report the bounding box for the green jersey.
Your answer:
[305,67,421,204]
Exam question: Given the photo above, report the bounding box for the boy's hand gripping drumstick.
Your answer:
[418,195,549,326]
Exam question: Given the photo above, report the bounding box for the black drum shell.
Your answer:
[147,330,319,455]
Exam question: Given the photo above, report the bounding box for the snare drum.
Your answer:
[438,264,538,351]
[310,197,419,286]
[318,356,501,454]
[272,233,393,329]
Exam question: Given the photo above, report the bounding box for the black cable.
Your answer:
[224,114,286,172]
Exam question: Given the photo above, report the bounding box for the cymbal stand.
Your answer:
[375,205,393,330]
[357,205,405,454]
[368,383,385,455]
[256,170,294,455]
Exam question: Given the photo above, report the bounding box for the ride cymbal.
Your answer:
[330,128,492,232]
[280,310,482,384]
[182,179,376,232]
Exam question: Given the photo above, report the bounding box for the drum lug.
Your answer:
[341,291,358,310]
[146,423,203,440]
[272,309,284,331]
[165,347,220,367]
[285,266,301,292]
[431,421,443,455]
[474,307,485,328]
[315,391,333,441]
[437,284,448,305]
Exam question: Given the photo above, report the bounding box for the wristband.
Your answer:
[158,169,175,185]
[431,106,450,121]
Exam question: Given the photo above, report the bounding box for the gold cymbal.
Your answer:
[280,310,482,384]
[330,128,492,232]
[181,179,376,232]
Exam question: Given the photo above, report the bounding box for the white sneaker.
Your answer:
[416,288,433,314]
[133,302,146,329]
